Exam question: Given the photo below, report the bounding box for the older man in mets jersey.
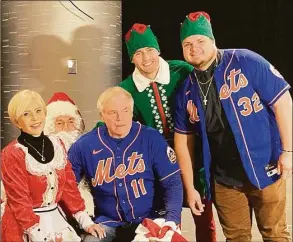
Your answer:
[68,87,183,242]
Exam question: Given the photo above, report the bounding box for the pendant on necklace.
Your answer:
[41,157,46,161]
[203,98,208,105]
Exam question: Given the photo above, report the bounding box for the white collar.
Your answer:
[132,57,170,92]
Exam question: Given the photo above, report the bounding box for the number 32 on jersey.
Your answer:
[238,92,263,116]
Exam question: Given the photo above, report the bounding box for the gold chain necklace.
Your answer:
[24,138,45,161]
[195,72,214,85]
[194,56,218,105]
[194,72,213,106]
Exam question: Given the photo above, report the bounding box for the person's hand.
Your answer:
[277,152,292,180]
[86,223,106,239]
[186,188,204,216]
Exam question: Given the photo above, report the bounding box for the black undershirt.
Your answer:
[194,50,249,187]
[18,131,54,164]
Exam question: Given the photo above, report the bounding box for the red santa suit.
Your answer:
[1,136,94,242]
[44,92,94,217]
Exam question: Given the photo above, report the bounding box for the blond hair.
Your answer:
[8,89,46,127]
[97,86,134,113]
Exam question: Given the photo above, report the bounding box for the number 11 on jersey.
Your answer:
[131,178,147,198]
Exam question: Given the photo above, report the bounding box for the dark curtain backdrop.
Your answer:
[121,0,293,89]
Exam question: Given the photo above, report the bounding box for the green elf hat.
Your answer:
[180,11,214,43]
[125,23,160,60]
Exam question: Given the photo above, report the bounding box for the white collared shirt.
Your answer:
[132,57,170,92]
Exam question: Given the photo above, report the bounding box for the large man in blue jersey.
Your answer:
[174,11,292,242]
[68,87,183,242]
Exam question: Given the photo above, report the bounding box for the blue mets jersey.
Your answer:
[175,49,291,199]
[68,121,181,227]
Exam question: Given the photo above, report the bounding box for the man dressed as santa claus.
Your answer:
[44,92,84,150]
[44,92,94,217]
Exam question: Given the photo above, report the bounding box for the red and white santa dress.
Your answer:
[1,134,94,242]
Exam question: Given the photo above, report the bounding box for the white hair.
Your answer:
[97,86,134,113]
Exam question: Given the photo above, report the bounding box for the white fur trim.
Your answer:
[132,57,170,92]
[73,210,94,230]
[46,101,80,121]
[1,183,6,203]
[78,178,95,216]
[44,101,83,135]
[15,136,67,176]
[1,202,5,220]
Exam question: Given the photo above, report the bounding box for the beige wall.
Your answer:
[1,1,121,147]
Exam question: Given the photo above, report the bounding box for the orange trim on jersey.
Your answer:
[121,123,142,220]
[121,123,142,219]
[268,84,290,106]
[223,49,260,189]
[174,127,194,134]
[97,128,123,221]
[159,169,181,182]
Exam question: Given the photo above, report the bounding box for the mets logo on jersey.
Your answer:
[187,100,200,123]
[219,69,248,100]
[167,146,176,163]
[91,152,146,187]
[270,64,283,79]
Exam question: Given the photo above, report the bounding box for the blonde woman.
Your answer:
[1,90,105,242]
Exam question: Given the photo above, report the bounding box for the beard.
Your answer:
[55,130,81,151]
[187,47,217,71]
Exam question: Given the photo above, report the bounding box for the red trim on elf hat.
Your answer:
[188,11,211,22]
[47,92,75,105]
[125,23,148,42]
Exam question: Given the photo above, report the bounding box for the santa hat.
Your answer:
[125,23,160,60]
[44,92,85,135]
[133,218,188,242]
[180,11,214,43]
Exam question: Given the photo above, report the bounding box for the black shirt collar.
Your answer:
[194,49,223,80]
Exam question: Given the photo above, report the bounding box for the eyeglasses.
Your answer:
[54,118,76,131]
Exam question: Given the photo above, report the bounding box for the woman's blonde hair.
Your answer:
[97,86,134,113]
[8,89,46,127]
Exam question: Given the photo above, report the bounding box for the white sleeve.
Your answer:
[73,210,95,230]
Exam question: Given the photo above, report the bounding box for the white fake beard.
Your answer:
[55,130,81,151]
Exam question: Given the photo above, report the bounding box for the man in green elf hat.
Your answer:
[119,23,216,242]
[175,11,292,242]
[121,23,191,144]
